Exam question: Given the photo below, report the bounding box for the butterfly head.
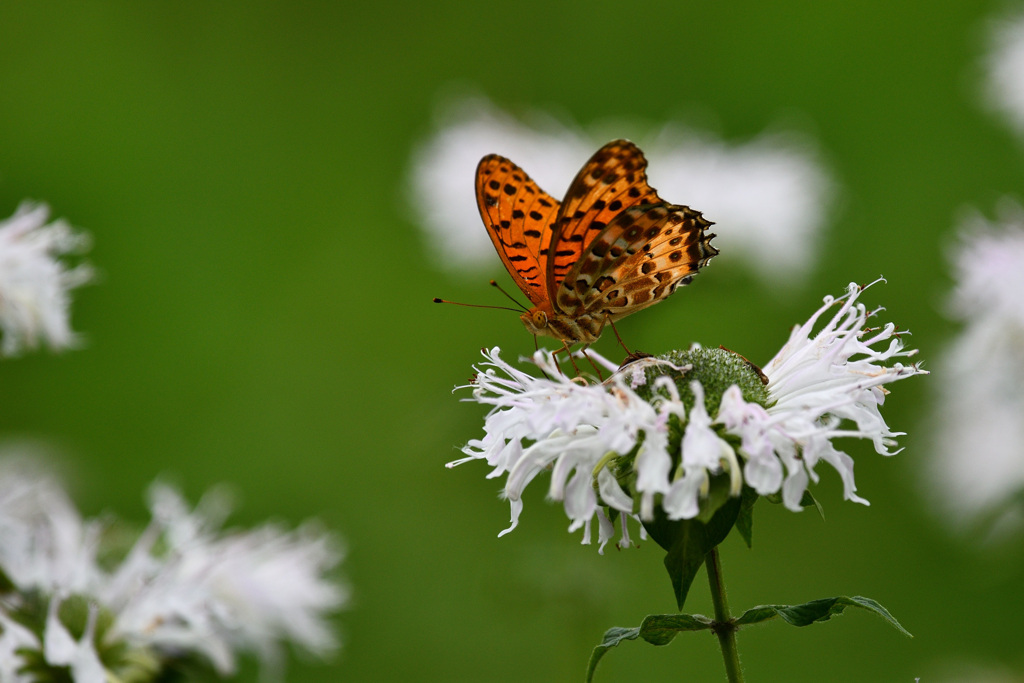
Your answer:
[520,307,550,336]
[520,305,601,345]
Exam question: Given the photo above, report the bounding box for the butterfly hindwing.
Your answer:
[545,140,664,301]
[556,203,717,320]
[475,154,562,307]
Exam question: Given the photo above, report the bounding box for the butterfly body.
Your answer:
[476,140,717,346]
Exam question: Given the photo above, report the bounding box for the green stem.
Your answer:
[706,547,744,683]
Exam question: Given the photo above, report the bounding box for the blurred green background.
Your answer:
[2,2,1021,681]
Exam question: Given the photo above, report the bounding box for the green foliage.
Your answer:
[586,615,714,682]
[764,488,825,519]
[735,595,911,636]
[734,486,759,548]
[642,478,743,610]
[587,595,909,681]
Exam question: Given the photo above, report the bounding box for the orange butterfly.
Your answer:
[476,139,718,347]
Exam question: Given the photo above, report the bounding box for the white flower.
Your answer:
[0,455,103,594]
[0,459,347,679]
[641,126,832,285]
[44,597,106,683]
[451,281,924,551]
[755,279,923,509]
[106,483,347,677]
[927,206,1024,528]
[407,95,832,285]
[983,9,1024,139]
[0,202,92,355]
[0,611,40,683]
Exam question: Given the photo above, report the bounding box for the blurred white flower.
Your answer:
[107,483,347,677]
[642,127,832,284]
[408,95,832,285]
[928,205,1024,529]
[0,202,92,355]
[983,9,1024,138]
[0,456,102,594]
[0,459,347,680]
[44,596,106,683]
[0,610,41,683]
[923,660,1023,683]
[451,281,923,551]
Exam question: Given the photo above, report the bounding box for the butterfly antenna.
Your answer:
[489,280,529,312]
[431,297,522,313]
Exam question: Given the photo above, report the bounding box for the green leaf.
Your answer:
[659,520,709,612]
[637,613,714,645]
[642,493,742,610]
[703,493,742,549]
[734,595,912,637]
[762,489,824,519]
[800,489,825,519]
[694,474,737,525]
[586,627,640,682]
[585,615,714,682]
[735,486,759,548]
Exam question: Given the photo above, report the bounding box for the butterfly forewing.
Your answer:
[545,140,664,302]
[556,203,717,320]
[475,155,562,307]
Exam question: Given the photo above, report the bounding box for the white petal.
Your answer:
[43,595,77,665]
[0,202,91,355]
[663,470,707,520]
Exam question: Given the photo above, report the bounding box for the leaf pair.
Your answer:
[586,596,911,682]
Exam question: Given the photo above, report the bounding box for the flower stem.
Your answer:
[706,546,744,683]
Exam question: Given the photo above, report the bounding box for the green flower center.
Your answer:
[633,346,771,414]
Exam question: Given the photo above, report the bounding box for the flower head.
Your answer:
[451,281,925,551]
[984,9,1024,139]
[0,459,347,680]
[104,483,347,677]
[0,456,102,594]
[927,206,1024,528]
[0,202,92,355]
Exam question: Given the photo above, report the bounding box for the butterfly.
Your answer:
[475,139,718,347]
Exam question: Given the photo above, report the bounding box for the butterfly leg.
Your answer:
[606,314,653,368]
[562,341,582,376]
[576,346,604,382]
[544,341,580,376]
[606,315,634,356]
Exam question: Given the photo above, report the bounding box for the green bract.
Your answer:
[634,346,771,415]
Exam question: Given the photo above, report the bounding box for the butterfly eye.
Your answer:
[532,310,548,328]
